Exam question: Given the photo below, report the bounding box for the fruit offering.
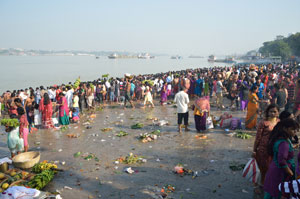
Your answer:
[116,153,146,164]
[28,169,54,190]
[0,119,20,128]
[32,161,58,173]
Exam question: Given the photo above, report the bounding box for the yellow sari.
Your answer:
[245,92,258,129]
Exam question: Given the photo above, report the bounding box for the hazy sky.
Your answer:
[1,0,300,55]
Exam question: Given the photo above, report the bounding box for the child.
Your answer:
[71,107,80,123]
[143,84,155,108]
[279,111,298,145]
[17,107,29,152]
[28,101,36,133]
[34,103,42,129]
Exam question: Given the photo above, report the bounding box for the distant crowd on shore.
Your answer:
[1,61,300,131]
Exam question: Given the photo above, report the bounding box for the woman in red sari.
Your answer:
[39,93,54,129]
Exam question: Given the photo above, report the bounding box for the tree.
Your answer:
[285,33,300,57]
[259,40,291,60]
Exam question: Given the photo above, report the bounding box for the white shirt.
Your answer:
[65,89,74,108]
[216,81,223,93]
[19,92,28,101]
[174,91,189,113]
[167,84,172,91]
[48,89,56,100]
[105,81,111,89]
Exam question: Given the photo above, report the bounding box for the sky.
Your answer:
[1,0,300,56]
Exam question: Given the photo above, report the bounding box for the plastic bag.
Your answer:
[1,186,40,199]
[242,158,261,183]
[52,118,59,125]
[279,179,300,198]
[206,116,214,129]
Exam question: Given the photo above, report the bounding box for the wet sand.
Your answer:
[0,99,262,199]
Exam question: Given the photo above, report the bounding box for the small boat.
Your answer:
[171,55,182,59]
[215,57,236,64]
[208,55,216,62]
[138,53,154,59]
[108,53,118,59]
[188,55,204,58]
[95,56,99,59]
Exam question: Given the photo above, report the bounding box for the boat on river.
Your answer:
[208,55,216,62]
[171,55,182,59]
[108,53,118,59]
[138,53,154,59]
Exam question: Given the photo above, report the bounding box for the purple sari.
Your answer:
[160,85,168,103]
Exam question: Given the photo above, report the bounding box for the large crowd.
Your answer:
[1,61,300,198]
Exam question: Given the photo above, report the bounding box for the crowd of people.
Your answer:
[1,61,300,198]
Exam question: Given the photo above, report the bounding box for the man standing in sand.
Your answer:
[216,75,225,109]
[86,84,94,110]
[174,87,190,133]
[124,78,135,109]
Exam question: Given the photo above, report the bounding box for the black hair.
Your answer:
[10,114,18,119]
[279,111,292,120]
[250,85,258,93]
[14,98,22,104]
[265,104,279,119]
[44,93,50,105]
[268,118,299,156]
[17,107,25,115]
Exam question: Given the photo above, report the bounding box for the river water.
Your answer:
[0,56,231,93]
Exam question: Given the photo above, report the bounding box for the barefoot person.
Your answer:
[86,84,94,110]
[17,107,29,152]
[174,87,190,133]
[253,104,279,191]
[39,93,54,129]
[124,77,135,109]
[143,83,155,108]
[57,93,70,126]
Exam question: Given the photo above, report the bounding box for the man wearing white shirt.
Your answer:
[174,87,190,133]
[65,86,74,108]
[48,87,56,102]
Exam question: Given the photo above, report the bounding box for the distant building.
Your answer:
[275,35,284,40]
[243,50,262,60]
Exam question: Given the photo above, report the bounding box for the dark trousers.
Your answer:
[285,100,294,113]
[178,112,189,125]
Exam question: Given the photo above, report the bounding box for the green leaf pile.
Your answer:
[131,123,144,129]
[0,118,20,128]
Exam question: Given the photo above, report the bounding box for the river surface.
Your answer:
[0,56,231,93]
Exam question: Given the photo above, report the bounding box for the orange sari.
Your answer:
[245,92,258,129]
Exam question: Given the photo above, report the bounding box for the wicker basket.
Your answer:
[12,152,41,169]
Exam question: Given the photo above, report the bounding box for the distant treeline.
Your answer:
[259,32,300,60]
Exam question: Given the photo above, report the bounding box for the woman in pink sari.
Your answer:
[57,93,69,126]
[39,93,54,129]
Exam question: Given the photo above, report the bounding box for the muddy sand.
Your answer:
[0,101,265,199]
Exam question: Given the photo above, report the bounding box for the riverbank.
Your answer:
[0,98,260,199]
